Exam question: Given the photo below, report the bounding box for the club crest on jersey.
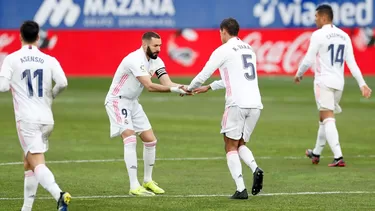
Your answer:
[140,64,146,72]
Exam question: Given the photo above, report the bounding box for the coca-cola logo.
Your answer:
[243,31,312,73]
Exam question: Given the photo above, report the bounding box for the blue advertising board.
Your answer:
[0,0,374,29]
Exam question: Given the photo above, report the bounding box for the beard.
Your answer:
[146,46,159,60]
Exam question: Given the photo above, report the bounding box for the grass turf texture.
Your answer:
[0,76,374,211]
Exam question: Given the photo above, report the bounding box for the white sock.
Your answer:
[323,118,343,159]
[226,151,245,192]
[34,164,62,201]
[123,135,140,190]
[143,140,157,183]
[22,170,38,211]
[238,145,258,173]
[313,122,326,155]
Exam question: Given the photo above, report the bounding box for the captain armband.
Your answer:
[155,67,167,79]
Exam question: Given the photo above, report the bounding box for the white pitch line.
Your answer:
[1,191,374,201]
[1,155,375,166]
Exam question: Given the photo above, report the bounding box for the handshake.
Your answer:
[170,85,210,96]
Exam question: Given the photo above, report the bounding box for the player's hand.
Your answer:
[294,76,302,84]
[360,85,372,99]
[170,86,187,95]
[179,85,193,97]
[193,85,210,94]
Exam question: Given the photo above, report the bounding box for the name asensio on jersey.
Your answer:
[20,56,44,64]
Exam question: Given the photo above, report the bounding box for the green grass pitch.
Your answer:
[0,76,374,211]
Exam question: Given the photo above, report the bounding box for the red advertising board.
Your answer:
[0,28,374,76]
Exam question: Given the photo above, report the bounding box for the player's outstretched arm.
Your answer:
[345,38,372,98]
[158,73,182,87]
[187,49,223,91]
[193,80,225,94]
[137,75,186,94]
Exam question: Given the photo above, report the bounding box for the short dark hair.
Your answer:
[316,4,333,21]
[20,21,39,43]
[220,18,240,36]
[142,31,161,41]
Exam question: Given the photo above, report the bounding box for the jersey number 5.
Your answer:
[242,54,256,81]
[22,69,43,97]
[328,44,345,67]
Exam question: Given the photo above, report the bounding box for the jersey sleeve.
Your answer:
[187,48,224,91]
[296,31,320,77]
[51,58,68,98]
[153,58,168,79]
[0,56,14,80]
[128,59,150,77]
[210,80,225,90]
[51,58,68,86]
[345,36,366,87]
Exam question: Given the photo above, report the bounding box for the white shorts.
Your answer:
[105,99,152,138]
[314,83,342,114]
[16,121,53,156]
[220,106,261,141]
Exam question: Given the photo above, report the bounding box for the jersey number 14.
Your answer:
[328,44,345,67]
[22,69,43,97]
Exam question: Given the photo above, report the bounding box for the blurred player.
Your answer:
[185,18,264,199]
[104,32,186,196]
[294,4,372,167]
[0,21,70,211]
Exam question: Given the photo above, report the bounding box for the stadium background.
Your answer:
[0,0,375,210]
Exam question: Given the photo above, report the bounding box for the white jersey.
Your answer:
[0,45,67,124]
[297,24,366,90]
[188,37,263,109]
[105,47,166,102]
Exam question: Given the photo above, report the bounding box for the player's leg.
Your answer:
[22,123,71,210]
[317,85,345,167]
[239,108,261,173]
[239,108,263,196]
[17,121,39,211]
[18,122,70,210]
[306,84,327,164]
[306,121,325,164]
[106,100,154,196]
[21,155,38,211]
[221,106,248,199]
[133,103,164,194]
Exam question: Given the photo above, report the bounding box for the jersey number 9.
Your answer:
[22,69,43,97]
[242,54,256,81]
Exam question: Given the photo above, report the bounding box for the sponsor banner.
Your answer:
[0,28,374,76]
[0,0,374,29]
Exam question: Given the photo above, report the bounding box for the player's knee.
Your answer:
[23,159,31,170]
[320,110,334,121]
[121,130,136,140]
[139,129,156,142]
[26,152,45,170]
[224,135,240,152]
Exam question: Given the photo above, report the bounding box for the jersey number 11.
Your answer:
[22,69,43,97]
